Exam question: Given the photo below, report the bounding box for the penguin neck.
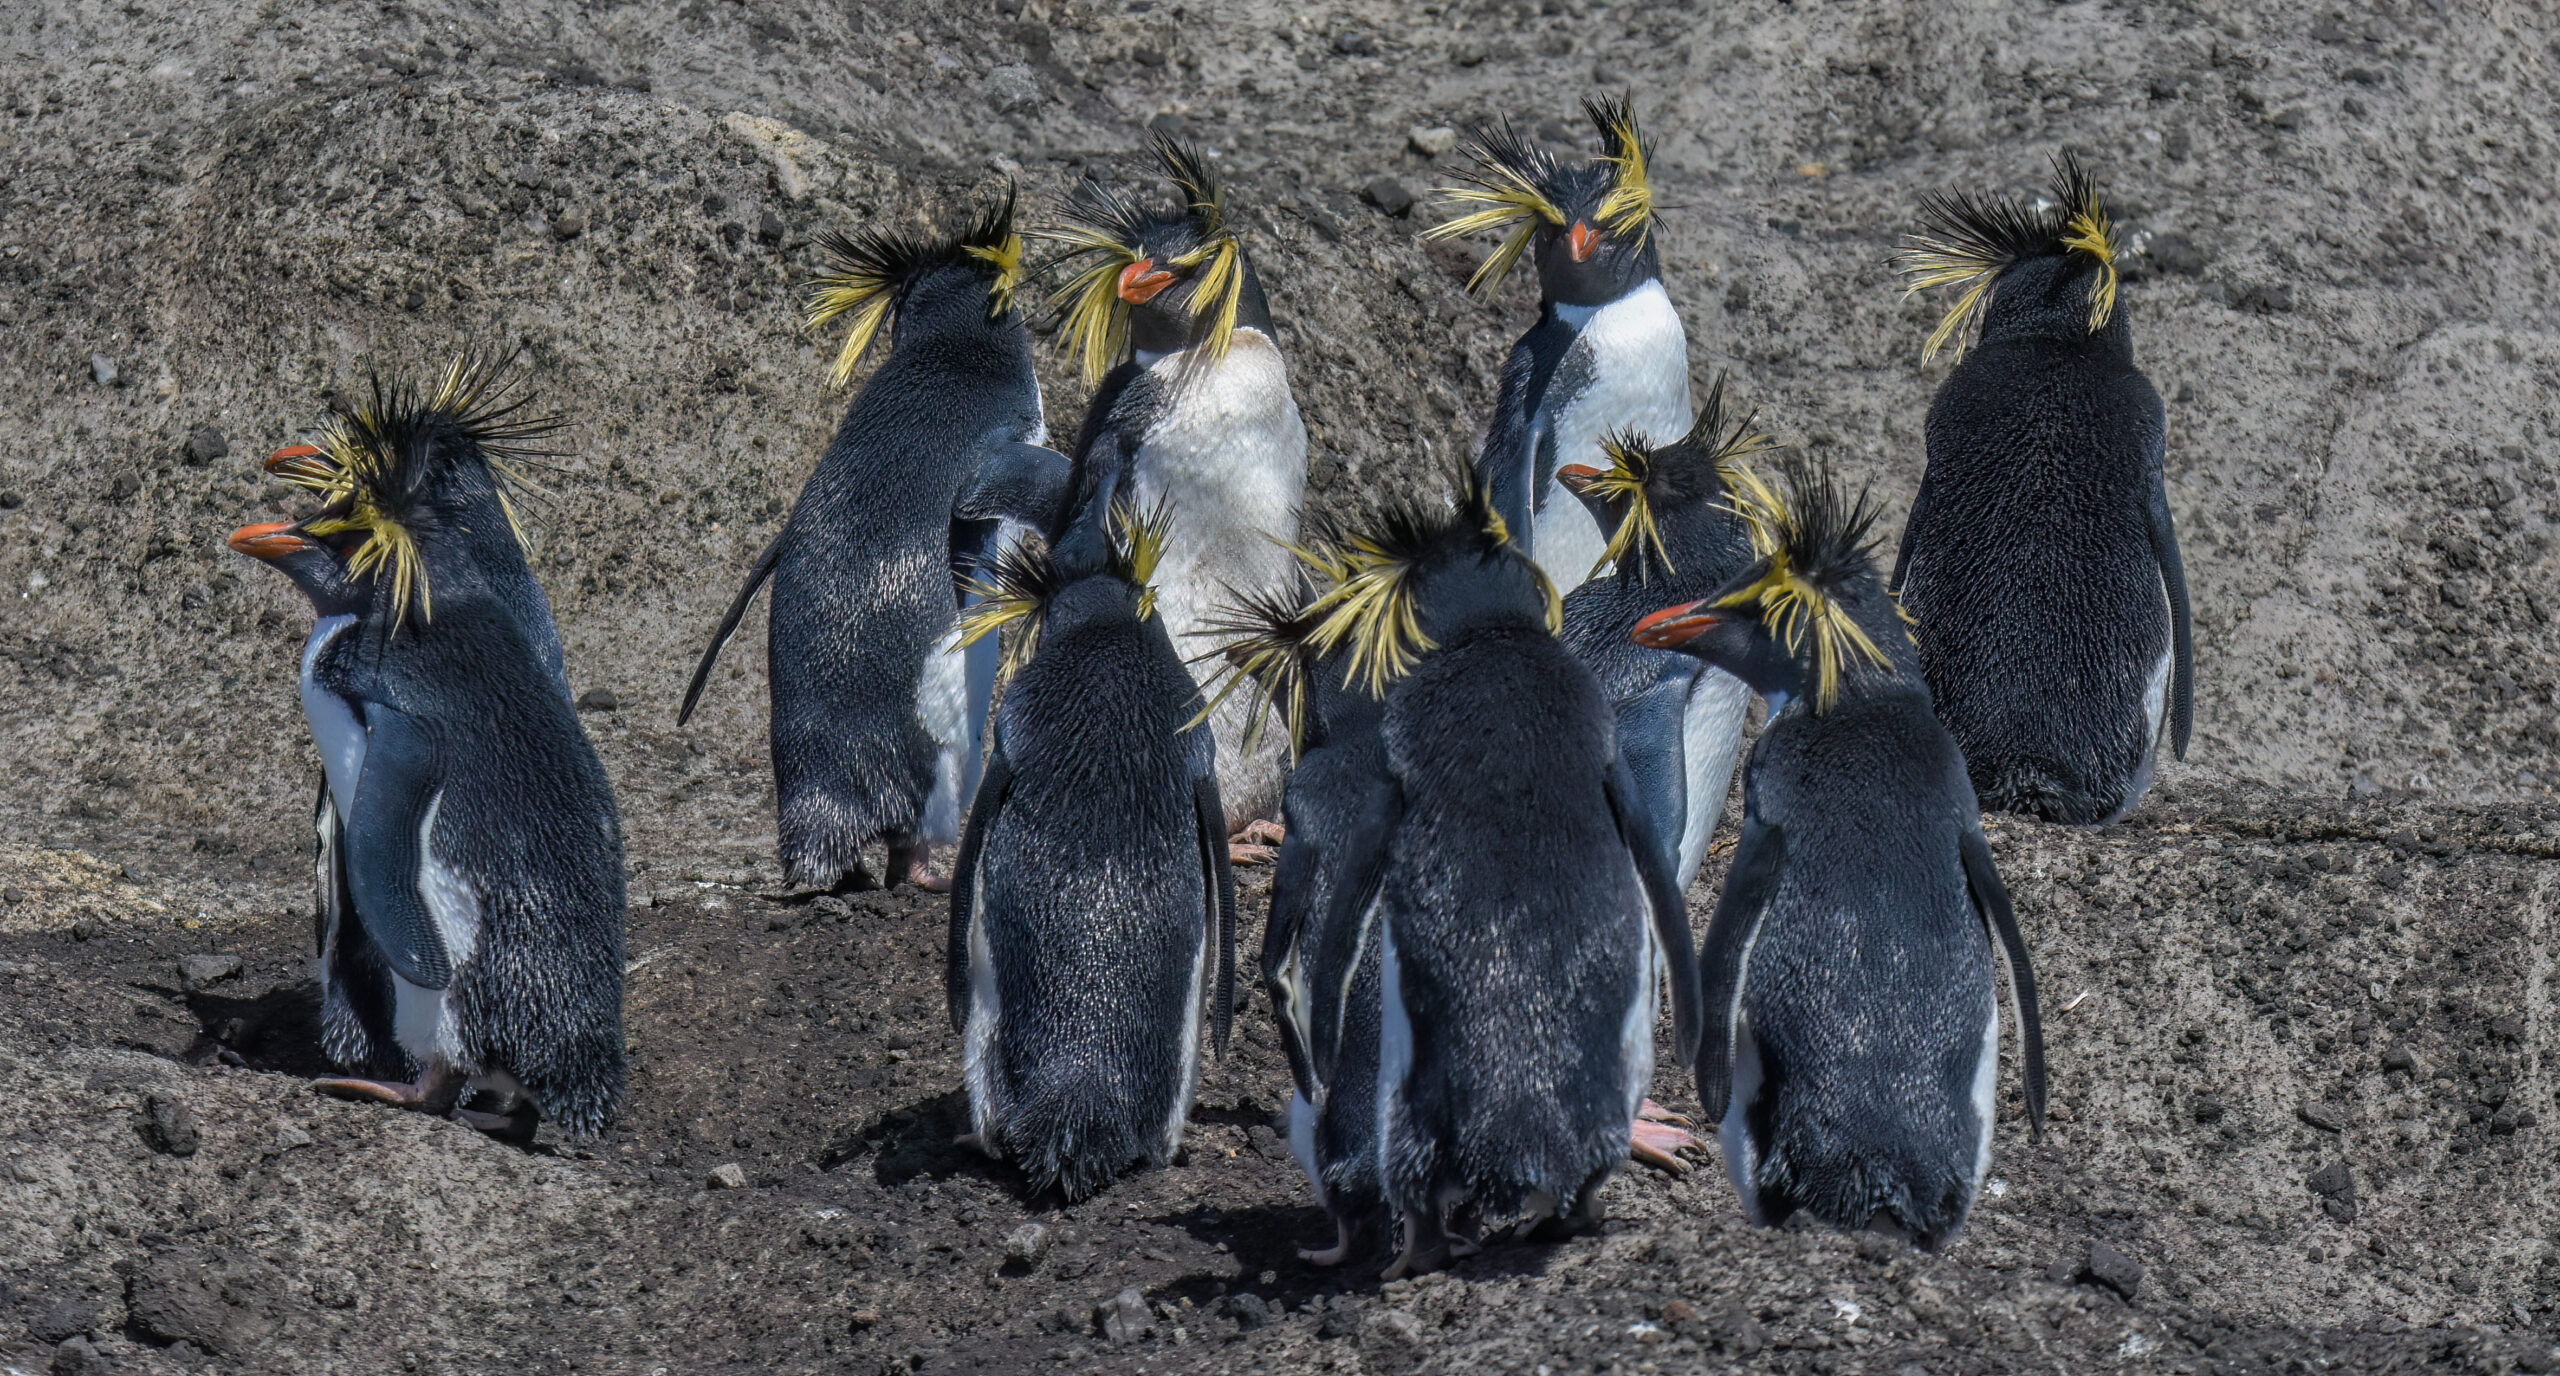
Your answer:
[1549,272,1664,329]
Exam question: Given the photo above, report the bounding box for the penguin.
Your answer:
[1288,470,1704,1278]
[1034,135,1308,834]
[1890,153,2194,825]
[1628,454,2048,1248]
[231,357,627,1139]
[681,192,1066,892]
[1555,373,1779,895]
[1425,95,1690,592]
[943,497,1237,1201]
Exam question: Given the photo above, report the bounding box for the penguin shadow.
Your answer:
[146,979,339,1078]
[819,1091,1002,1188]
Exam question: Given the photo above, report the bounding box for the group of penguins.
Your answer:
[226,98,2196,1278]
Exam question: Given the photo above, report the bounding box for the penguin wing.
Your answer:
[1478,314,1576,542]
[311,780,345,959]
[1616,668,1696,879]
[1960,824,2049,1138]
[1305,782,1404,1080]
[344,702,455,990]
[1694,814,1784,1122]
[946,737,1014,1034]
[2147,467,2195,761]
[1891,477,1931,593]
[676,529,787,725]
[1192,774,1239,1056]
[1607,753,1706,1068]
[952,442,1074,606]
[1261,811,1321,1093]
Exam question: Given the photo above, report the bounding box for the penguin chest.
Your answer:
[1536,282,1691,588]
[298,615,366,828]
[1130,331,1308,642]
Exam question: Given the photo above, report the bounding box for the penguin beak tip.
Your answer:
[1116,259,1176,305]
[1556,464,1604,494]
[227,521,314,561]
[265,443,324,474]
[1567,221,1599,263]
[1630,602,1715,648]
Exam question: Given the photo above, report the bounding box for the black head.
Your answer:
[1424,95,1663,308]
[959,496,1170,682]
[1896,151,2122,360]
[807,188,1027,386]
[1630,454,1900,714]
[1300,465,1559,698]
[225,518,367,617]
[1555,371,1781,583]
[1038,136,1270,382]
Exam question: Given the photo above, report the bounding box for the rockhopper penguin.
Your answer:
[1891,153,2194,825]
[681,193,1065,891]
[1288,470,1704,1277]
[1556,373,1780,894]
[1035,136,1307,834]
[1426,96,1691,592]
[1631,455,2048,1248]
[230,357,627,1139]
[944,498,1237,1201]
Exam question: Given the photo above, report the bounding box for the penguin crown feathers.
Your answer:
[1190,573,1333,760]
[956,496,1172,684]
[1297,466,1562,698]
[1423,94,1657,298]
[806,188,1026,387]
[1713,454,1893,712]
[1587,370,1783,581]
[1037,134,1246,384]
[280,352,558,631]
[1895,151,2120,362]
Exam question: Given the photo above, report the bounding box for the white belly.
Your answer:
[1676,669,1753,891]
[299,615,365,828]
[1534,281,1691,590]
[917,623,970,847]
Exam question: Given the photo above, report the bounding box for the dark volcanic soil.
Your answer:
[3,0,2558,1372]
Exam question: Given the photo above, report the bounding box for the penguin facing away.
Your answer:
[1426,96,1691,592]
[1556,373,1781,894]
[681,193,1065,892]
[232,358,627,1139]
[1891,153,2194,826]
[1289,470,1704,1278]
[944,498,1237,1201]
[1035,136,1308,832]
[1631,455,2048,1248]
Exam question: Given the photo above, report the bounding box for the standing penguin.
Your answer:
[1296,472,1703,1277]
[1035,136,1307,832]
[230,358,626,1139]
[681,193,1065,891]
[1555,373,1779,893]
[1630,455,2048,1247]
[944,498,1236,1200]
[1425,96,1690,591]
[1891,154,2194,825]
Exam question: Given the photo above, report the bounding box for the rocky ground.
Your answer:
[2,0,2556,1372]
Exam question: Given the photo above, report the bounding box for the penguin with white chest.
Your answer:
[1631,455,2048,1247]
[944,498,1237,1201]
[682,195,1065,891]
[1555,373,1780,895]
[1036,137,1307,833]
[1891,154,2194,825]
[1297,472,1704,1278]
[231,359,627,1139]
[1426,96,1691,592]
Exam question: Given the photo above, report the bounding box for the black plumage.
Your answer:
[1893,154,2195,825]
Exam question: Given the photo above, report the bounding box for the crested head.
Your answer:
[957,495,1171,684]
[1300,465,1560,697]
[1573,371,1783,581]
[1895,151,2120,362]
[807,186,1027,387]
[1037,135,1251,383]
[1192,574,1330,760]
[275,352,558,631]
[1423,94,1660,302]
[1708,454,1894,712]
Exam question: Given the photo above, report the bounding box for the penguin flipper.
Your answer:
[2147,471,2194,761]
[677,530,787,725]
[1193,774,1239,1056]
[1960,826,2048,1139]
[1695,815,1783,1122]
[1618,670,1695,880]
[1607,755,1705,1068]
[946,740,1013,1035]
[344,703,454,991]
[1262,811,1318,1095]
[951,442,1074,608]
[1306,783,1403,1079]
[1478,317,1572,544]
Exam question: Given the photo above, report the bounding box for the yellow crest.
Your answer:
[1896,151,2122,363]
[1421,121,1566,298]
[1037,137,1248,384]
[956,497,1173,686]
[1300,470,1556,698]
[1586,94,1655,244]
[807,190,1026,388]
[1713,458,1891,713]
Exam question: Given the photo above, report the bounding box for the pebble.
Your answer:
[1003,1222,1053,1266]
[2304,1160,2357,1222]
[90,354,117,386]
[707,1162,748,1189]
[1333,29,1377,56]
[1094,1287,1152,1345]
[1363,1309,1425,1351]
[50,1335,103,1376]
[140,1092,200,1156]
[183,428,229,466]
[575,688,621,711]
[2190,1095,2225,1124]
[1224,1293,1274,1331]
[1450,40,1488,66]
[31,1297,101,1343]
[983,64,1043,115]
[2380,1045,2418,1073]
[2297,1101,2347,1132]
[179,953,243,989]
[757,210,785,247]
[1407,125,1457,157]
[1361,176,1415,217]
[2145,233,2209,276]
[553,207,588,238]
[2083,1241,2143,1300]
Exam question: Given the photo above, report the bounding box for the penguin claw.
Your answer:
[1628,1116,1698,1174]
[1229,819,1286,847]
[1298,1217,1357,1267]
[1226,842,1278,866]
[1636,1097,1692,1127]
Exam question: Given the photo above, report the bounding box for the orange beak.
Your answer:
[227,521,318,562]
[1555,463,1605,494]
[1117,259,1177,305]
[1567,221,1599,263]
[1631,600,1718,649]
[266,443,338,487]
[265,443,323,473]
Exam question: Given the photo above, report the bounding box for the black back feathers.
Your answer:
[807,188,1027,385]
[1896,152,2121,361]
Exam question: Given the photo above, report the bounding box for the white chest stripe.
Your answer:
[299,614,365,828]
[416,792,480,969]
